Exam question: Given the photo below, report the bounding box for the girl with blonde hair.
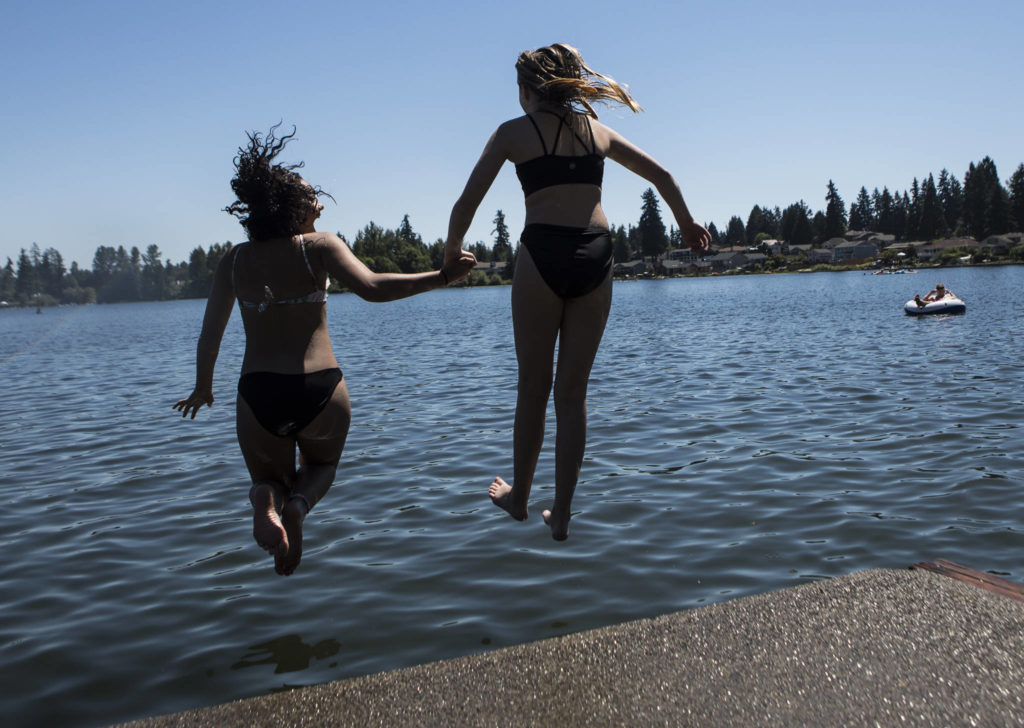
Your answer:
[444,44,710,540]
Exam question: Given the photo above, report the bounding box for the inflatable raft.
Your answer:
[904,295,966,316]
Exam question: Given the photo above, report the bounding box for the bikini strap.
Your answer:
[537,110,591,154]
[524,113,549,156]
[298,234,317,285]
[231,243,243,290]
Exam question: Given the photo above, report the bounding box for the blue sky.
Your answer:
[2,0,1022,268]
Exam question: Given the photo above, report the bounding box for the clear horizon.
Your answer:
[3,0,1022,268]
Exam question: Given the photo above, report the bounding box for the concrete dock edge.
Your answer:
[117,568,1024,727]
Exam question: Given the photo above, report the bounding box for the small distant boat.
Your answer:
[904,295,966,316]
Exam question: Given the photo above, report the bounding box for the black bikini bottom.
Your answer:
[520,223,612,299]
[238,368,343,437]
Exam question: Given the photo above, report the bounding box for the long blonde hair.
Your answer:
[515,43,642,118]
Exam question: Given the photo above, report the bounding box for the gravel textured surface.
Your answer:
[117,568,1024,727]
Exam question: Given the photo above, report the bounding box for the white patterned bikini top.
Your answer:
[233,234,328,313]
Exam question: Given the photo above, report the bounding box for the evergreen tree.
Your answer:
[398,214,420,245]
[765,206,782,238]
[811,211,827,243]
[1009,163,1024,230]
[848,202,863,232]
[184,245,209,299]
[962,157,1008,239]
[468,241,491,263]
[706,222,721,247]
[637,188,669,257]
[141,244,167,300]
[725,216,746,246]
[850,186,873,231]
[905,178,922,240]
[0,257,14,301]
[937,169,963,234]
[39,248,65,298]
[388,217,429,273]
[611,225,632,262]
[780,202,813,245]
[823,180,847,239]
[15,248,38,300]
[917,174,946,239]
[745,205,765,244]
[491,209,513,262]
[893,192,909,240]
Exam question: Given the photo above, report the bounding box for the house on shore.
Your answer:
[981,233,1023,257]
[614,259,649,278]
[833,238,879,263]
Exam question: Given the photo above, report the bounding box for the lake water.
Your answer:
[2,266,1022,727]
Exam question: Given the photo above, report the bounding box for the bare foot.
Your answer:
[542,509,569,541]
[489,477,527,521]
[277,496,308,576]
[251,483,288,558]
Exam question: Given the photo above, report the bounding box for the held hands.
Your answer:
[173,388,214,419]
[441,250,478,285]
[681,220,712,254]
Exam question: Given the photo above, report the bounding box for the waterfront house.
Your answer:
[614,259,649,278]
[743,252,768,269]
[915,237,978,261]
[807,248,833,264]
[980,233,1022,257]
[709,251,747,272]
[474,261,508,275]
[666,247,703,264]
[833,238,879,262]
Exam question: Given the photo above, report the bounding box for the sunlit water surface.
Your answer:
[2,267,1022,726]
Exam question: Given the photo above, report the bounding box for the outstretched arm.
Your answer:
[174,248,236,418]
[605,128,711,253]
[445,128,509,265]
[318,234,476,302]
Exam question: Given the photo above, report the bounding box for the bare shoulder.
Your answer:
[304,232,347,251]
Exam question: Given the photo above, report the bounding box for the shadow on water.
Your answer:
[232,635,342,675]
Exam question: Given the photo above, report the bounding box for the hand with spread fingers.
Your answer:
[174,389,213,419]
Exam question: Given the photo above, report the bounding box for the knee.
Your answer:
[518,370,553,400]
[553,381,587,412]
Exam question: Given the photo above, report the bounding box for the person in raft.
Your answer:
[174,125,476,575]
[914,283,955,307]
[443,43,710,540]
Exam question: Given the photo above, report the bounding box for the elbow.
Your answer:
[650,167,677,194]
[355,277,399,303]
[449,196,477,229]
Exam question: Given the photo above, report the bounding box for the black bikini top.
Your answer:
[515,111,604,198]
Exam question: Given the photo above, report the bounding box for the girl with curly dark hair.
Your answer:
[444,44,710,540]
[175,125,476,575]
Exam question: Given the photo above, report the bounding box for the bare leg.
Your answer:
[237,380,350,575]
[237,396,298,569]
[543,272,612,541]
[491,246,562,521]
[276,380,351,576]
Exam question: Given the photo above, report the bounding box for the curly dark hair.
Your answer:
[224,123,332,241]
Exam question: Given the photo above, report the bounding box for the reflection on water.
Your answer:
[1,266,1023,726]
[232,636,342,674]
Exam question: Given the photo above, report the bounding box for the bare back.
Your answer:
[231,237,338,375]
[499,112,614,230]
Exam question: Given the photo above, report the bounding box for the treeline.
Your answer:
[0,213,513,307]
[702,157,1024,252]
[3,157,1022,307]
